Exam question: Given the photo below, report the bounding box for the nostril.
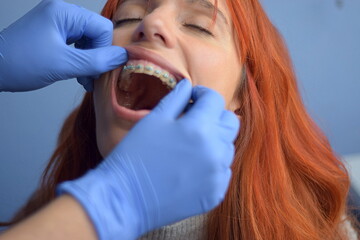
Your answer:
[138,31,166,44]
[139,32,145,39]
[133,19,173,47]
[154,33,166,44]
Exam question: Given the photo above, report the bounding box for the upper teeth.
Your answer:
[122,63,176,88]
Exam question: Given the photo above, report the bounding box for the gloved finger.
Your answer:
[200,169,232,212]
[183,86,225,122]
[63,46,128,79]
[221,144,236,169]
[151,79,192,119]
[218,139,237,168]
[61,3,113,48]
[219,110,240,142]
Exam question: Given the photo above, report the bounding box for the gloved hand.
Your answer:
[57,79,240,240]
[0,0,126,92]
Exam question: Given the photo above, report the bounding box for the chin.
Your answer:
[96,122,131,158]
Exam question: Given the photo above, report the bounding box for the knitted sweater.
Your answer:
[138,214,358,240]
[138,214,208,240]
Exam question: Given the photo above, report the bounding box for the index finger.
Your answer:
[62,3,113,48]
[182,86,225,121]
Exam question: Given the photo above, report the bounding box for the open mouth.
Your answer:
[116,59,177,111]
[110,46,185,122]
[112,46,184,122]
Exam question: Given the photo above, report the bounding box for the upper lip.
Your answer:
[124,46,185,82]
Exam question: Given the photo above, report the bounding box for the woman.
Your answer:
[7,0,359,239]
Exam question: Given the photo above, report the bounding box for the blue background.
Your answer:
[0,0,359,222]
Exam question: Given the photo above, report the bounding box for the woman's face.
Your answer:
[94,0,242,157]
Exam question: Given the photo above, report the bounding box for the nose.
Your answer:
[132,9,176,48]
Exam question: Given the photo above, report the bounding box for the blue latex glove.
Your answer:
[0,0,126,92]
[58,79,240,240]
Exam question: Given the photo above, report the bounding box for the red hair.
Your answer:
[5,0,358,239]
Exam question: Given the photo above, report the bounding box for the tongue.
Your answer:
[117,72,171,110]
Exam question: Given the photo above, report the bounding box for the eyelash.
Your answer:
[114,18,142,27]
[114,18,214,36]
[182,23,214,36]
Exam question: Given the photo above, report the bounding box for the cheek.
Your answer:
[113,29,134,46]
[93,76,113,157]
[93,74,130,158]
[93,30,136,157]
[188,47,241,107]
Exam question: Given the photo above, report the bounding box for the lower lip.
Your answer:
[111,68,151,122]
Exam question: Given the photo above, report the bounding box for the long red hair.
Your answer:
[6,0,357,239]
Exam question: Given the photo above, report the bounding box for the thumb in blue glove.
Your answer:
[0,0,126,92]
[57,79,240,240]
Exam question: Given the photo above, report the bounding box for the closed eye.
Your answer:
[113,18,214,37]
[114,18,142,28]
[183,23,214,36]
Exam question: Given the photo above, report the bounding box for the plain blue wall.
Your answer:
[0,0,359,222]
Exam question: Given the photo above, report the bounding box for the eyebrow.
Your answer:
[119,0,228,25]
[186,0,228,25]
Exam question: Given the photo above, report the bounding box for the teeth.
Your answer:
[144,66,154,75]
[134,64,144,73]
[123,63,177,88]
[153,69,162,78]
